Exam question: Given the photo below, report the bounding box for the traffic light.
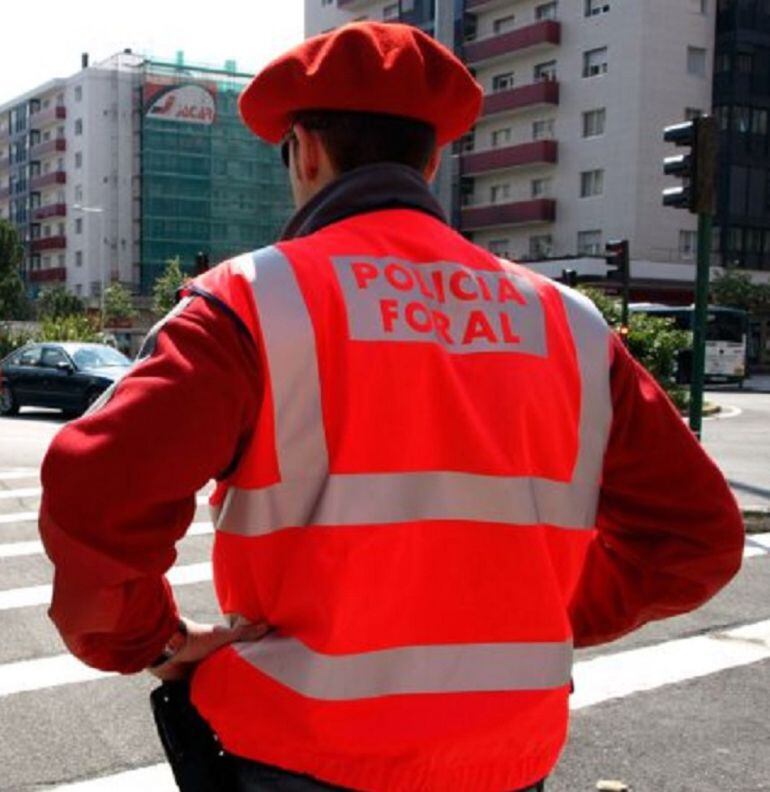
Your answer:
[605,239,629,286]
[662,116,717,215]
[561,269,578,288]
[195,251,210,275]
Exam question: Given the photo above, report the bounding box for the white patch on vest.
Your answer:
[332,256,547,356]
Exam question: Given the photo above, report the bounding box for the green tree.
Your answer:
[152,256,189,317]
[711,267,770,313]
[37,285,85,320]
[39,314,101,342]
[103,282,137,325]
[0,219,31,320]
[580,287,692,409]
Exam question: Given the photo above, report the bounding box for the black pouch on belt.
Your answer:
[150,679,237,792]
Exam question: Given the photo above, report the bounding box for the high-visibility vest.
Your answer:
[187,208,612,792]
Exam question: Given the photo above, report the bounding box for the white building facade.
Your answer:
[306,0,716,296]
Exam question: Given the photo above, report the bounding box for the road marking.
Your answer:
[0,511,37,524]
[0,522,215,559]
[0,470,38,481]
[0,561,212,611]
[0,487,41,500]
[571,618,770,710]
[0,653,112,697]
[49,764,176,792]
[703,404,742,421]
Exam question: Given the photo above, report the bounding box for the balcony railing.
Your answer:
[466,0,515,11]
[483,80,559,117]
[29,171,66,191]
[461,140,558,176]
[337,0,376,7]
[29,266,67,283]
[33,203,67,221]
[29,105,66,129]
[30,138,66,160]
[465,21,561,64]
[31,235,67,253]
[460,198,556,231]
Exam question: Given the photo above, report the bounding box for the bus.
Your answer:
[629,304,748,385]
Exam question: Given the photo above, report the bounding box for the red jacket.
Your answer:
[40,166,743,790]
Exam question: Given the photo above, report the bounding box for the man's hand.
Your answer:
[149,617,270,681]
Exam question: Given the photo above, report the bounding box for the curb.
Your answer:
[743,508,770,535]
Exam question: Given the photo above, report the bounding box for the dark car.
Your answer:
[0,342,131,417]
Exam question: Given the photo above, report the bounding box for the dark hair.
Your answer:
[292,110,437,174]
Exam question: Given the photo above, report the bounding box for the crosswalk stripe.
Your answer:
[571,618,770,710]
[0,522,215,559]
[0,470,38,481]
[0,561,212,611]
[49,764,176,792]
[0,511,37,524]
[0,487,41,500]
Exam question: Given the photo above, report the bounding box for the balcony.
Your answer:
[465,21,560,65]
[29,105,66,129]
[29,267,67,283]
[466,0,516,10]
[462,140,558,176]
[33,203,67,221]
[337,0,375,7]
[29,171,66,191]
[461,198,556,231]
[30,138,66,160]
[31,235,67,253]
[483,81,559,117]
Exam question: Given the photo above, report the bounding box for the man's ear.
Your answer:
[424,147,441,183]
[293,123,321,182]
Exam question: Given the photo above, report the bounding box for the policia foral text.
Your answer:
[40,22,744,792]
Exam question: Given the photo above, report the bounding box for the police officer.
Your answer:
[40,22,743,792]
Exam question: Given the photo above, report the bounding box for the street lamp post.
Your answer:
[73,205,105,317]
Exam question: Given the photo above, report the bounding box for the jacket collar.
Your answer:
[279,163,447,241]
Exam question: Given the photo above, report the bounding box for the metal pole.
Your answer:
[433,0,455,222]
[689,212,712,439]
[98,211,105,320]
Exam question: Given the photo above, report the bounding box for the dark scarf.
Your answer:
[279,163,447,241]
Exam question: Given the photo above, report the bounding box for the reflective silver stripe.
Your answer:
[215,250,611,534]
[234,634,573,700]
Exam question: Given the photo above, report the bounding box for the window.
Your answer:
[753,109,768,135]
[58,254,65,267]
[735,52,753,74]
[18,347,42,367]
[534,60,557,82]
[578,230,602,255]
[585,0,610,16]
[491,128,512,147]
[733,106,751,133]
[583,47,608,77]
[75,118,83,135]
[531,177,552,198]
[490,183,511,203]
[75,152,83,168]
[535,2,558,20]
[383,3,399,20]
[493,14,516,34]
[41,347,68,369]
[75,218,83,234]
[492,72,515,91]
[679,229,697,259]
[74,284,82,296]
[583,108,606,137]
[321,0,333,5]
[401,0,414,10]
[687,46,707,77]
[580,169,604,197]
[488,239,510,257]
[75,85,82,101]
[716,53,731,73]
[75,184,83,202]
[533,118,555,140]
[529,235,553,258]
[685,107,703,121]
[75,251,83,267]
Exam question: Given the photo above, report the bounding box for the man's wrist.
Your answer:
[148,619,188,669]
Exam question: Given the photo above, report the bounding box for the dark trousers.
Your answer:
[230,755,545,792]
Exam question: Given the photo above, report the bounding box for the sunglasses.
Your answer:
[280,131,297,168]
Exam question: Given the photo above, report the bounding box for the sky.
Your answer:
[0,0,305,101]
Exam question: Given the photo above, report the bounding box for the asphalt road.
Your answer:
[0,405,768,791]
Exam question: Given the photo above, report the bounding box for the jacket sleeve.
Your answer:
[39,295,261,673]
[569,335,745,648]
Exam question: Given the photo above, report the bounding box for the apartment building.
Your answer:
[0,52,292,299]
[306,0,716,299]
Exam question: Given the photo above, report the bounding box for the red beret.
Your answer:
[239,22,483,147]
